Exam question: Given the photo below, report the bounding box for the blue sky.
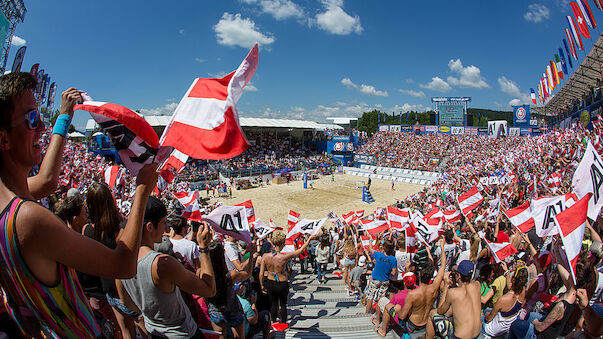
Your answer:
[7,0,602,130]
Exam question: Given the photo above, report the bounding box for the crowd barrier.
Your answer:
[343,165,441,186]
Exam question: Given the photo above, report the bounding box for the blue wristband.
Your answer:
[52,114,72,137]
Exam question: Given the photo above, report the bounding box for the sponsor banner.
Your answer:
[464,127,478,135]
[580,109,591,129]
[11,46,26,73]
[520,127,532,135]
[478,127,489,135]
[530,119,538,126]
[488,121,508,138]
[378,125,389,132]
[451,126,464,135]
[390,125,401,132]
[513,105,530,126]
[425,125,438,133]
[400,125,413,132]
[438,125,451,134]
[333,136,350,142]
[431,97,471,102]
[509,127,520,136]
[355,154,374,164]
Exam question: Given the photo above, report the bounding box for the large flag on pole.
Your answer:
[563,39,574,68]
[559,48,569,75]
[555,54,564,80]
[572,141,603,219]
[530,88,537,104]
[11,46,26,73]
[554,193,591,284]
[159,44,258,160]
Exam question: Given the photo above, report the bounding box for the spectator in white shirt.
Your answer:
[168,216,200,269]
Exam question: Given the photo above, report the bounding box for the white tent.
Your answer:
[68,131,85,139]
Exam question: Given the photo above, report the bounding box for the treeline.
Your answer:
[356,108,513,134]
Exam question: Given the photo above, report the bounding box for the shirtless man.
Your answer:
[397,239,446,337]
[427,260,481,339]
[259,231,320,323]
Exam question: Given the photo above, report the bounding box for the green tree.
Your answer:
[357,109,382,135]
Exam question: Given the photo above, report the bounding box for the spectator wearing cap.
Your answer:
[374,272,417,337]
[427,259,482,339]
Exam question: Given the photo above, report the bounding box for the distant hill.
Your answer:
[467,108,513,127]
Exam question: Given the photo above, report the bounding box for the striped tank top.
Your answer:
[0,197,100,338]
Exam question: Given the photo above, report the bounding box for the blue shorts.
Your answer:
[106,294,140,319]
[592,303,603,317]
[207,302,245,327]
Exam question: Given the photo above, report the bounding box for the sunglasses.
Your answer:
[9,110,41,130]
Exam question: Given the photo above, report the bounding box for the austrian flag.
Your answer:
[503,200,535,233]
[457,186,484,216]
[159,45,258,160]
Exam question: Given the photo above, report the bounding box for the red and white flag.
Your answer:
[567,15,584,50]
[457,186,484,216]
[159,45,258,160]
[503,200,535,233]
[174,190,203,221]
[577,0,597,28]
[531,193,577,237]
[343,211,358,225]
[158,149,188,184]
[286,218,326,239]
[288,210,301,229]
[104,165,123,189]
[235,200,255,224]
[387,206,409,230]
[485,239,518,263]
[269,219,283,231]
[360,235,371,250]
[76,99,160,176]
[360,219,389,235]
[442,209,461,223]
[356,210,365,218]
[554,193,591,284]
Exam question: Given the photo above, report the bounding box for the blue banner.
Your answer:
[513,105,530,126]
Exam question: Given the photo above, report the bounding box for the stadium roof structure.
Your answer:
[535,34,603,116]
[85,116,342,132]
[326,117,358,125]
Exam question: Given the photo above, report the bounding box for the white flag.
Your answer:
[286,217,326,239]
[572,141,603,219]
[253,218,275,239]
[530,194,577,237]
[202,205,252,243]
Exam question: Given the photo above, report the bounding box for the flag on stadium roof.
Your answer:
[563,39,574,68]
[594,0,603,11]
[567,15,584,50]
[555,54,564,80]
[577,0,596,29]
[530,88,537,104]
[559,48,568,75]
[571,1,591,38]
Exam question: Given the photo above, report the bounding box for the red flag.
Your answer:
[174,190,204,221]
[159,45,258,160]
[567,15,586,51]
[387,206,409,229]
[442,209,461,223]
[485,239,518,263]
[158,149,188,184]
[104,165,123,189]
[577,0,597,28]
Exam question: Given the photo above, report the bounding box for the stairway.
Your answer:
[272,268,400,339]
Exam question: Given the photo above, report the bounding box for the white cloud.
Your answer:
[498,76,521,97]
[315,0,363,35]
[524,4,550,23]
[139,102,178,116]
[178,29,185,36]
[11,36,26,47]
[406,78,414,84]
[446,59,489,88]
[258,0,304,20]
[390,103,430,112]
[420,77,452,92]
[341,78,387,96]
[214,13,275,48]
[244,83,258,92]
[399,89,426,98]
[508,99,522,107]
[195,57,206,63]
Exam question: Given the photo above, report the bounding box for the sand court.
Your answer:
[211,173,423,228]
